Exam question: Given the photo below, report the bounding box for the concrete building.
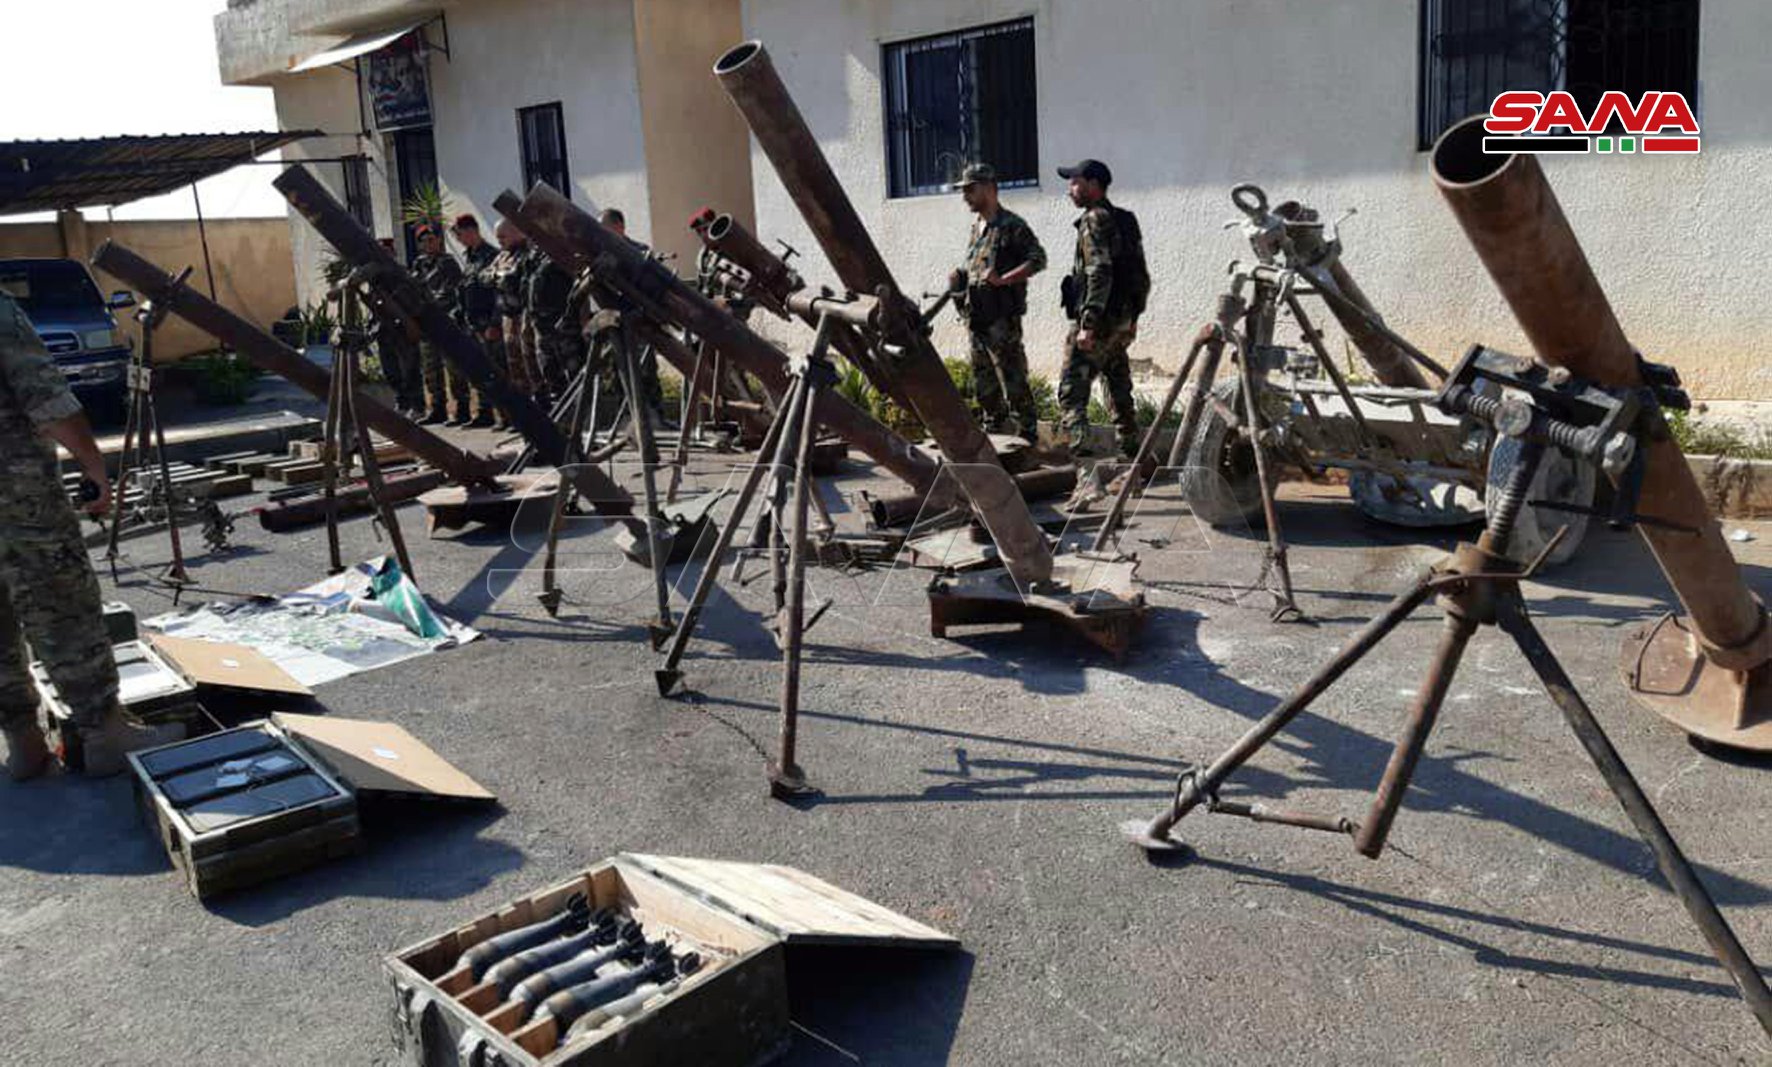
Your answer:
[217,0,1770,401]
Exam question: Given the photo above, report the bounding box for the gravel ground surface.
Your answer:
[3,428,1769,1066]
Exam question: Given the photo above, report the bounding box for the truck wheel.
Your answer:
[1182,378,1271,527]
[1485,434,1595,569]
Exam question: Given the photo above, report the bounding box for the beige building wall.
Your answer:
[0,215,296,362]
[632,0,756,269]
[741,0,1772,402]
[425,0,652,249]
[273,68,389,308]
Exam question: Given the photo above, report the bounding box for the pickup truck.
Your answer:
[0,257,135,423]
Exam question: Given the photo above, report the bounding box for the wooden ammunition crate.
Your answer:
[128,721,362,901]
[127,712,490,902]
[386,854,956,1066]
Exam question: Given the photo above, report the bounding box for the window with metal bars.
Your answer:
[883,18,1038,199]
[1417,0,1700,149]
[517,102,570,199]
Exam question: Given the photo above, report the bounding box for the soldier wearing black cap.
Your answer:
[1055,158,1149,458]
[947,162,1046,440]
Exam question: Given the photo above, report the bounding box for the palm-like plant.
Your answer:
[400,181,454,237]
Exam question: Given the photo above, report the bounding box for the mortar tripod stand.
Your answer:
[319,277,416,581]
[1093,272,1304,622]
[1123,349,1772,1037]
[654,315,840,798]
[536,328,630,618]
[536,311,670,642]
[106,268,194,596]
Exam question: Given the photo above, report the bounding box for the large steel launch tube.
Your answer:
[492,187,939,494]
[1431,116,1767,677]
[90,240,493,487]
[714,40,1054,587]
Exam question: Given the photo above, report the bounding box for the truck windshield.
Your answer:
[0,262,105,319]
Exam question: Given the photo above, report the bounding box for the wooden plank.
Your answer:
[204,450,261,471]
[623,854,957,948]
[229,453,286,476]
[208,473,253,498]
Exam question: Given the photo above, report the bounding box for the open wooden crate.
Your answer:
[386,854,957,1066]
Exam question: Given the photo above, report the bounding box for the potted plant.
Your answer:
[299,301,337,368]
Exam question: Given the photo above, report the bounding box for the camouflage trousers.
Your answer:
[381,335,424,412]
[967,315,1039,438]
[420,340,488,420]
[479,329,509,421]
[586,329,664,423]
[0,474,119,730]
[1057,321,1140,455]
[534,329,584,399]
[503,315,543,399]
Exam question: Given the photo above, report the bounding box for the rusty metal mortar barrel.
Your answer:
[1431,114,1770,748]
[493,186,941,495]
[714,39,1055,589]
[90,240,495,488]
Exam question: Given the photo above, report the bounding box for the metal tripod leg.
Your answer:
[1232,332,1301,622]
[615,317,674,646]
[342,289,415,581]
[138,322,190,592]
[1162,289,1241,469]
[1352,609,1478,857]
[105,340,147,577]
[1126,572,1437,849]
[539,359,595,617]
[1092,325,1214,551]
[667,340,712,504]
[1500,604,1772,1039]
[319,326,348,576]
[654,380,796,695]
[770,369,822,797]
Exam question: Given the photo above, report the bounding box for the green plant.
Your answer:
[400,181,455,237]
[1667,408,1772,460]
[659,366,685,412]
[298,302,336,346]
[185,350,261,406]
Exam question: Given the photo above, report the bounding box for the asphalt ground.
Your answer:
[3,437,1770,1066]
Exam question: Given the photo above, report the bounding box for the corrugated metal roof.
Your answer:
[0,130,321,216]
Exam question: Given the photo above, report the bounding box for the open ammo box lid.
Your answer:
[272,712,495,802]
[149,634,313,696]
[619,853,957,948]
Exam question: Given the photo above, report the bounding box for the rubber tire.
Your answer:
[1485,434,1595,569]
[1182,378,1271,527]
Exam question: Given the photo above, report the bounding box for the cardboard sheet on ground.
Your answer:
[144,557,479,688]
[272,712,494,802]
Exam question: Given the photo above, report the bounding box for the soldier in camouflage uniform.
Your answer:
[947,163,1046,440]
[526,247,583,403]
[1056,159,1147,458]
[491,221,543,404]
[1,292,176,779]
[450,215,502,428]
[409,224,465,425]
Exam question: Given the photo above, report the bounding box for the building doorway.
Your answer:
[392,126,438,261]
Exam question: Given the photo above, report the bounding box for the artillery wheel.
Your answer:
[1182,378,1273,527]
[1486,434,1594,569]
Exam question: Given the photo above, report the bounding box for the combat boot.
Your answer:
[3,720,51,782]
[77,714,184,778]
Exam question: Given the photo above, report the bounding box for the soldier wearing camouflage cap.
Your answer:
[947,163,1046,440]
[0,291,177,779]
